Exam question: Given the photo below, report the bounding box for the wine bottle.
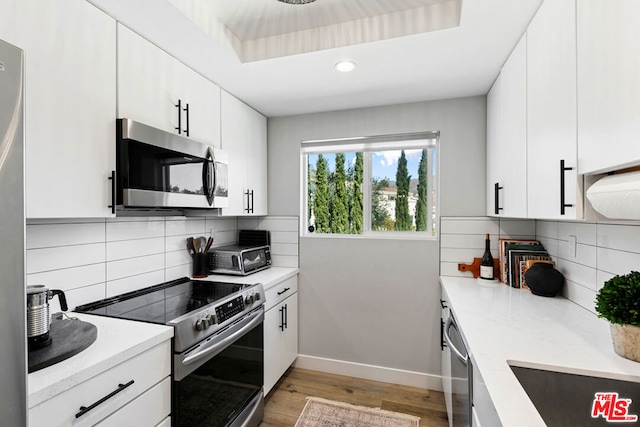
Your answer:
[480,233,494,280]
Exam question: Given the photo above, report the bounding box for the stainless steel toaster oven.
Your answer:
[207,244,271,276]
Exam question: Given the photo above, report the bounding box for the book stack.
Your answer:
[499,239,553,289]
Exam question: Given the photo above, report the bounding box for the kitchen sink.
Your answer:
[508,362,640,426]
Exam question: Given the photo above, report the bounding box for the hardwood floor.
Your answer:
[261,367,449,427]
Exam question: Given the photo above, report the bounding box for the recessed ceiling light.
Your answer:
[335,61,356,73]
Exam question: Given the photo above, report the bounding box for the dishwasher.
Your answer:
[441,299,472,427]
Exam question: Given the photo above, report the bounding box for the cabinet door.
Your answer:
[0,0,116,218]
[117,25,221,147]
[486,34,527,218]
[264,293,298,395]
[527,0,581,219]
[577,0,640,174]
[221,91,268,216]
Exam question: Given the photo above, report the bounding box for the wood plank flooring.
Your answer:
[261,367,449,427]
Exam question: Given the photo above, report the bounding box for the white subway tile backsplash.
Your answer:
[440,217,500,235]
[563,280,597,313]
[106,237,165,262]
[440,248,498,263]
[106,270,166,297]
[27,222,105,249]
[597,223,640,252]
[597,247,640,276]
[556,259,597,291]
[166,264,192,282]
[212,230,236,246]
[536,236,559,258]
[236,218,259,230]
[270,255,299,268]
[535,221,558,239]
[270,243,299,257]
[165,250,192,269]
[106,253,165,281]
[499,219,536,238]
[165,218,206,237]
[27,244,105,275]
[106,220,165,241]
[270,231,298,245]
[440,234,499,250]
[27,264,105,291]
[258,217,299,232]
[558,221,597,246]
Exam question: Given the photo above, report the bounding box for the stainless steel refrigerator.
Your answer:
[0,38,27,426]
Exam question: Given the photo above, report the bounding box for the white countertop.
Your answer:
[199,266,299,291]
[28,313,173,408]
[440,276,640,427]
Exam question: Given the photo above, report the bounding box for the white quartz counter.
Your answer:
[440,276,640,427]
[28,313,173,408]
[200,266,299,291]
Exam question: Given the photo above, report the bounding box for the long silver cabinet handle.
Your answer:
[444,315,469,366]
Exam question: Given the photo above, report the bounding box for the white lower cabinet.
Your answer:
[28,340,171,427]
[264,275,299,395]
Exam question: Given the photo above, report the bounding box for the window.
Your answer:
[301,132,439,237]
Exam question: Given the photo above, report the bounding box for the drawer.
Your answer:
[264,275,298,311]
[29,340,171,427]
[95,377,171,427]
[155,416,171,427]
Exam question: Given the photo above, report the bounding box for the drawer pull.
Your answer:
[277,287,291,296]
[75,380,135,418]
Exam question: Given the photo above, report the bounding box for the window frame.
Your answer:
[300,131,440,240]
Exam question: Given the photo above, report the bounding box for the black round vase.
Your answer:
[524,262,564,297]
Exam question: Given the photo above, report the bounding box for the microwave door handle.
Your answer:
[203,147,215,206]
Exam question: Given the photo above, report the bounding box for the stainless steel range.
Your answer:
[75,277,265,427]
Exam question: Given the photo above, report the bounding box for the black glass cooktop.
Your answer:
[74,277,248,324]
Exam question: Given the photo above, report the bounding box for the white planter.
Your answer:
[610,323,640,363]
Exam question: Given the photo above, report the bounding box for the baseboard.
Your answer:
[294,354,443,392]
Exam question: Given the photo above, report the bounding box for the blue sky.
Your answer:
[308,149,435,181]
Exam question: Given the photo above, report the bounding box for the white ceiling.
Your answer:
[89,0,543,117]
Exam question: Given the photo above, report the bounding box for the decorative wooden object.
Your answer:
[458,258,500,279]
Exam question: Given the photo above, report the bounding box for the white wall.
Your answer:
[267,96,487,389]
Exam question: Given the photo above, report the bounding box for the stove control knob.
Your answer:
[245,294,254,305]
[195,318,208,331]
[254,292,261,301]
[205,314,215,326]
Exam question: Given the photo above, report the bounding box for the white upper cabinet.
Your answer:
[220,91,267,216]
[117,24,221,148]
[0,0,116,218]
[526,0,582,219]
[486,34,528,218]
[577,0,640,174]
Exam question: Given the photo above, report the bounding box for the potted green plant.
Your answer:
[595,271,640,363]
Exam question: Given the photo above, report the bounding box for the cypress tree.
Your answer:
[415,149,428,231]
[351,152,363,234]
[331,153,349,233]
[395,150,411,230]
[313,155,330,233]
[372,178,390,230]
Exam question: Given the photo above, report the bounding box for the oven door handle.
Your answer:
[444,315,469,366]
[182,310,263,366]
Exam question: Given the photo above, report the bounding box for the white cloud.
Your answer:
[375,150,402,167]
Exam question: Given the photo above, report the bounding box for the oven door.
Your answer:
[173,309,264,427]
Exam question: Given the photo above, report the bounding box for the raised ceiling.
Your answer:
[88,0,543,117]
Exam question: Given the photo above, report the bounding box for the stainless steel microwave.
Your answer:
[116,118,228,209]
[207,244,272,276]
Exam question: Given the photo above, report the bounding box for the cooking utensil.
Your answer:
[187,237,196,254]
[204,236,214,253]
[199,236,207,253]
[26,285,68,350]
[192,237,202,254]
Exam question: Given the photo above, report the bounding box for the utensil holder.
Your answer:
[193,254,208,278]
